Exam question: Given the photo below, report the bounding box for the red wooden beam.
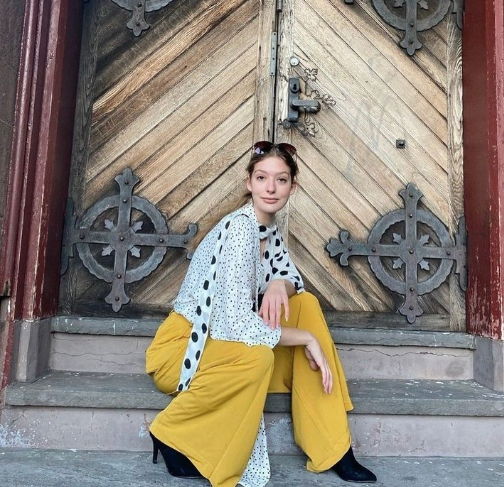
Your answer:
[0,0,45,301]
[0,0,47,392]
[0,0,502,350]
[0,0,83,391]
[463,0,504,339]
[0,0,83,321]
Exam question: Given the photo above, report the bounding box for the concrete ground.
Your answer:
[0,450,503,487]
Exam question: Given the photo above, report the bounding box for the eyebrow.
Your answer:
[253,169,290,176]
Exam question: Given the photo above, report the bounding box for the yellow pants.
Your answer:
[146,292,353,487]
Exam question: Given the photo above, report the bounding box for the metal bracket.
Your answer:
[111,0,174,36]
[344,0,463,56]
[270,32,278,76]
[61,168,197,312]
[326,183,467,323]
[286,77,321,123]
[282,63,336,137]
[452,0,464,29]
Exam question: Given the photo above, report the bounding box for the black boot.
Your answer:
[332,447,377,483]
[150,432,203,479]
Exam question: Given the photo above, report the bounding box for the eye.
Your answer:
[278,178,288,184]
[256,175,266,181]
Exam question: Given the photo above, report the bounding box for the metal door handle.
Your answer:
[287,77,321,123]
[291,99,321,111]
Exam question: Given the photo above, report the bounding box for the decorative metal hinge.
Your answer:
[282,60,336,137]
[61,168,197,312]
[344,0,463,56]
[452,0,463,29]
[326,183,467,324]
[111,0,175,36]
[270,32,278,76]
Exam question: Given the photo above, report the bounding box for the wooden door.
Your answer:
[61,0,464,330]
[61,0,278,317]
[274,0,464,330]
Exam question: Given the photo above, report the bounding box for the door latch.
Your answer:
[286,77,321,123]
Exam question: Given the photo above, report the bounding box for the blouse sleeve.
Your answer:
[209,215,281,348]
[269,233,305,293]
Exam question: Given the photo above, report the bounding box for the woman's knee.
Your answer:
[289,291,320,306]
[289,291,322,314]
[247,345,275,378]
[287,292,330,333]
[294,291,319,306]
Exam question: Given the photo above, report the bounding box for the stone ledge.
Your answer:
[474,336,504,392]
[51,316,161,337]
[6,371,504,417]
[0,451,503,487]
[51,316,476,349]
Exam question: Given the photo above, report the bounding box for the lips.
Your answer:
[262,198,279,204]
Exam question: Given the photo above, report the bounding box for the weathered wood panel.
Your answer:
[63,0,274,316]
[62,0,464,328]
[276,0,463,327]
[446,15,465,331]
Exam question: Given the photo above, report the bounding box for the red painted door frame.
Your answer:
[0,0,83,388]
[0,0,503,390]
[463,0,504,339]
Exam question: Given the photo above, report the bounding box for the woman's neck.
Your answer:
[254,208,274,227]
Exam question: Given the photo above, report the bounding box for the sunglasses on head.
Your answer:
[252,141,297,157]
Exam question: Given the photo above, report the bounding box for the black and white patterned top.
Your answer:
[173,203,304,487]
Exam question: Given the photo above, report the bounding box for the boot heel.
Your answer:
[152,439,159,464]
[149,431,202,479]
[332,446,377,483]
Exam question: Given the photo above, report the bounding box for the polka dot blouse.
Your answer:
[174,203,304,362]
[173,203,304,487]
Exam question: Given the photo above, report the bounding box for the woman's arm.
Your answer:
[210,216,281,347]
[259,234,303,328]
[277,327,333,394]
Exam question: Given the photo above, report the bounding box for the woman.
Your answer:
[146,141,377,487]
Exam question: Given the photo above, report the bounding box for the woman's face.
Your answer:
[246,156,296,225]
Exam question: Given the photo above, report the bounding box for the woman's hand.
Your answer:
[259,279,291,330]
[305,335,333,394]
[277,327,333,394]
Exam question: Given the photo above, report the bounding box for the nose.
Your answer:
[266,179,276,193]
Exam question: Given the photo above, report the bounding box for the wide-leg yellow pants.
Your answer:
[146,292,353,487]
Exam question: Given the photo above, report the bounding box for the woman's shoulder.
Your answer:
[220,204,257,232]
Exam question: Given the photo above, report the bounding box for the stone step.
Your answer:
[50,316,476,380]
[2,371,504,457]
[0,449,503,487]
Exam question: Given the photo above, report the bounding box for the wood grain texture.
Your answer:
[60,0,100,313]
[253,0,278,141]
[65,0,464,327]
[276,0,456,319]
[65,0,264,314]
[446,15,465,331]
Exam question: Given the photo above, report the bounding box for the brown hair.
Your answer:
[191,144,299,248]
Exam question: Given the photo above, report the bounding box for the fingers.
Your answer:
[273,295,282,328]
[305,343,333,394]
[259,298,281,329]
[323,363,333,394]
[282,294,290,322]
[304,347,319,371]
[259,282,289,329]
[317,358,332,394]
